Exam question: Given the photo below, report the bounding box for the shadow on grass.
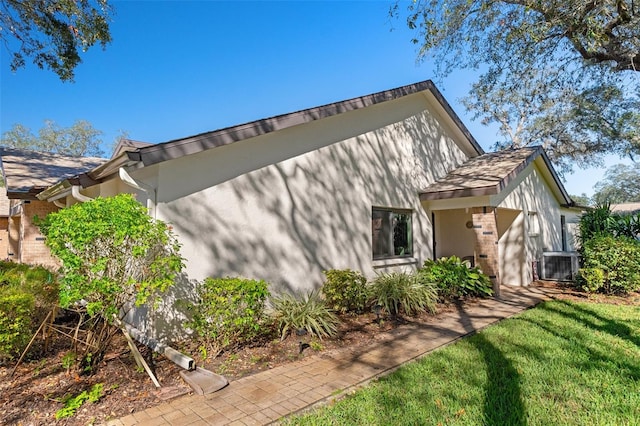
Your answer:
[514,300,640,380]
[455,303,527,426]
[542,299,640,347]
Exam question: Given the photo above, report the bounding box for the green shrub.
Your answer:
[271,291,339,340]
[576,268,606,293]
[187,277,271,358]
[419,256,493,300]
[578,203,640,246]
[0,287,35,360]
[369,272,438,317]
[321,269,369,314]
[0,262,58,362]
[578,235,640,294]
[37,194,184,373]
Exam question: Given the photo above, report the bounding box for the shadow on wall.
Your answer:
[123,272,199,343]
[161,108,469,298]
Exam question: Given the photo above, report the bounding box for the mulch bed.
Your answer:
[1,282,638,426]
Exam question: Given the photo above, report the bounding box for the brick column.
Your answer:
[471,207,500,296]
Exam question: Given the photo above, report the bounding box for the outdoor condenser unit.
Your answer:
[539,252,580,281]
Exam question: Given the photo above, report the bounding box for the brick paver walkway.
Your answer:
[106,285,560,426]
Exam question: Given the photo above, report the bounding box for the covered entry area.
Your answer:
[420,147,578,293]
[429,203,526,292]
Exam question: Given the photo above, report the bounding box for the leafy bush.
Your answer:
[576,268,605,293]
[271,291,339,340]
[37,194,184,372]
[0,262,58,362]
[419,256,493,300]
[578,203,640,246]
[577,235,640,294]
[0,288,34,360]
[369,272,437,317]
[187,277,271,358]
[321,269,369,314]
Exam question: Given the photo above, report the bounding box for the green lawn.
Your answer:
[285,300,640,425]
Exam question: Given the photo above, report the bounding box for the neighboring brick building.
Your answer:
[0,148,106,268]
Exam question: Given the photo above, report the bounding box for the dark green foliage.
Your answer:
[0,288,34,360]
[578,203,640,244]
[321,269,369,314]
[0,262,58,361]
[419,256,493,300]
[2,0,113,81]
[187,277,271,358]
[271,291,340,340]
[577,235,640,294]
[369,272,438,317]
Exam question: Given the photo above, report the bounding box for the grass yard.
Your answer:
[286,300,640,425]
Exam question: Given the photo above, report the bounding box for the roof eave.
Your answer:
[419,184,501,201]
[135,80,484,167]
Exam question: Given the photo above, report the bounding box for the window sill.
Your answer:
[372,257,419,269]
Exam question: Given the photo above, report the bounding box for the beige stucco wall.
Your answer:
[137,92,474,296]
[433,209,475,259]
[494,161,575,285]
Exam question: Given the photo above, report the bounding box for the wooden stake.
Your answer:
[121,328,161,388]
[10,311,52,377]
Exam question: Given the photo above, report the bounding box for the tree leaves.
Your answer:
[394,0,640,171]
[1,120,105,157]
[0,0,113,81]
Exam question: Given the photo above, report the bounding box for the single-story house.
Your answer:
[0,148,107,266]
[3,80,582,336]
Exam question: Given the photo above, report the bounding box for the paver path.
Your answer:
[107,285,560,426]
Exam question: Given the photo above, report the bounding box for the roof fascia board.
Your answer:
[423,195,492,210]
[135,80,483,167]
[419,184,501,201]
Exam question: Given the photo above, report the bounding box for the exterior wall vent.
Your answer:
[539,252,580,281]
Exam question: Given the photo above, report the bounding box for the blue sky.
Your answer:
[0,0,629,197]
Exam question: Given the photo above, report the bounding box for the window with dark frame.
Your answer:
[371,208,413,259]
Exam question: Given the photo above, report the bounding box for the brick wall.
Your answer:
[20,201,60,268]
[471,207,500,294]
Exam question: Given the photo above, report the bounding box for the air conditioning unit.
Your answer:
[539,252,580,281]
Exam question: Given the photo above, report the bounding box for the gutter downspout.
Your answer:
[71,185,93,202]
[53,200,66,209]
[119,168,157,219]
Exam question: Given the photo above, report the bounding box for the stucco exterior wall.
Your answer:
[147,93,472,295]
[434,209,475,259]
[495,162,572,285]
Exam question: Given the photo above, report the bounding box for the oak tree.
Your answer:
[394,0,640,169]
[0,0,113,81]
[592,163,640,204]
